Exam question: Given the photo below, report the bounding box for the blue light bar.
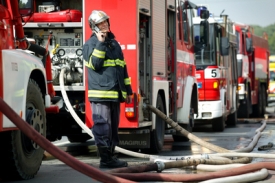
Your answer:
[197,6,207,16]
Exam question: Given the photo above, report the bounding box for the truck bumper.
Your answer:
[194,100,223,120]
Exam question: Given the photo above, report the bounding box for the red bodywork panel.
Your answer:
[84,0,195,129]
[23,9,82,22]
[197,66,221,101]
[84,0,138,128]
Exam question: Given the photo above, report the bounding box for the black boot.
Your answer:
[97,146,128,168]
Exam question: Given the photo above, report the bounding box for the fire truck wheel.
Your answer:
[146,94,165,154]
[211,116,225,132]
[238,87,251,118]
[226,109,237,127]
[252,84,263,117]
[0,79,46,180]
[226,94,238,127]
[261,85,267,116]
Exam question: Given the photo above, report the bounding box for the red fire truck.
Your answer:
[235,23,269,118]
[23,0,206,153]
[0,0,62,180]
[192,9,238,131]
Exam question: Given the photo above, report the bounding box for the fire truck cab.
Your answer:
[193,8,238,131]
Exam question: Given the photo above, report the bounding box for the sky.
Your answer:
[190,0,275,27]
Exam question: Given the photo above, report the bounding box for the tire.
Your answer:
[226,109,238,127]
[212,116,225,132]
[261,85,267,117]
[0,79,46,180]
[147,94,165,154]
[237,89,251,118]
[172,108,193,142]
[226,94,238,127]
[253,85,263,117]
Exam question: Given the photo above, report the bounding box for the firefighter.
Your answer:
[83,10,133,168]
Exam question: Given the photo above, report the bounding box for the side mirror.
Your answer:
[200,20,209,44]
[246,38,253,53]
[18,0,33,16]
[220,37,229,56]
[200,9,209,19]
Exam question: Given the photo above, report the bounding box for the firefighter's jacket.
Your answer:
[83,32,133,102]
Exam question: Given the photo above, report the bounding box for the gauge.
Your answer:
[57,49,65,56]
[66,49,71,54]
[71,49,75,54]
[76,48,83,56]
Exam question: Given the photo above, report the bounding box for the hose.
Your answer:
[0,97,136,183]
[233,120,266,152]
[210,152,275,159]
[146,104,231,153]
[109,162,275,182]
[149,119,266,162]
[199,168,269,183]
[107,157,251,174]
[195,163,245,172]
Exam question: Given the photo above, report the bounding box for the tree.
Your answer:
[251,23,275,55]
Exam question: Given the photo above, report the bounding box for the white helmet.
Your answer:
[88,10,110,32]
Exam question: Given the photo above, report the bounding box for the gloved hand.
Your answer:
[126,95,132,104]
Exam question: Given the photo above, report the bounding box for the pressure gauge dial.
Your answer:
[76,48,83,56]
[58,49,65,56]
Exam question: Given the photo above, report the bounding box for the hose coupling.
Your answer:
[155,161,165,173]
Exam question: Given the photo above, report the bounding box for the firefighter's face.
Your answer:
[96,20,109,32]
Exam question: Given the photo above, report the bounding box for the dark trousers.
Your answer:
[91,101,120,147]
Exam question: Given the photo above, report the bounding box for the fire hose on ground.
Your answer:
[59,67,274,182]
[0,67,272,183]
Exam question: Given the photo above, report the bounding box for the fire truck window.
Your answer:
[19,0,31,8]
[187,9,193,44]
[182,10,188,42]
[236,31,240,54]
[194,24,215,66]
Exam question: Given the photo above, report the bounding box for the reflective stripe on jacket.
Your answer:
[83,32,132,102]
